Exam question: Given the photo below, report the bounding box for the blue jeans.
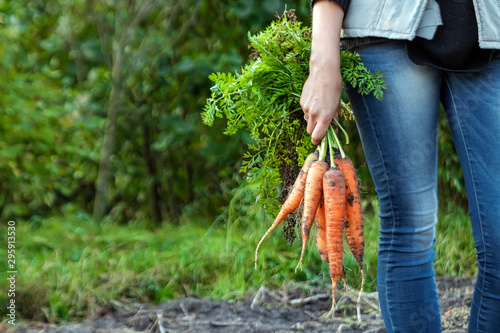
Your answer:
[345,41,500,333]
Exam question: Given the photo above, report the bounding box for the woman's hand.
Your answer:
[301,0,344,146]
[301,60,343,145]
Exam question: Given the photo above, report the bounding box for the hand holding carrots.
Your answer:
[255,122,365,320]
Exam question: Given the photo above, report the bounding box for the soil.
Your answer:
[4,276,474,333]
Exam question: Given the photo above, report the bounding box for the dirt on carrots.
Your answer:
[4,276,473,333]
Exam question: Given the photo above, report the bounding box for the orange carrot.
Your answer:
[335,156,364,269]
[315,195,328,263]
[323,167,346,318]
[316,197,349,290]
[254,152,318,268]
[295,159,329,272]
[335,155,365,321]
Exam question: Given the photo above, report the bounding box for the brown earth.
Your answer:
[3,276,474,333]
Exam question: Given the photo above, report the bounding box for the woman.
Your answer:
[300,1,500,332]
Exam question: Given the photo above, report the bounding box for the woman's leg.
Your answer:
[441,62,500,333]
[346,41,442,333]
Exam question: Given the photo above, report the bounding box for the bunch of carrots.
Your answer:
[255,122,365,319]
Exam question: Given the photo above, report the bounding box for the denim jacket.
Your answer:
[341,0,500,49]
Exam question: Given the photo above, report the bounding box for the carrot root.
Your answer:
[315,197,329,263]
[295,160,328,272]
[356,268,365,322]
[321,281,337,319]
[323,167,346,318]
[341,265,348,292]
[335,155,364,268]
[255,153,318,269]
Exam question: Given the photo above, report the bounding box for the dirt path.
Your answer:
[4,276,474,333]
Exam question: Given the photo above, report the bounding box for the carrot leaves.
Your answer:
[203,10,385,215]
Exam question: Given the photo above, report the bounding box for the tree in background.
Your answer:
[91,0,162,220]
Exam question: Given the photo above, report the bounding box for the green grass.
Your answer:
[435,208,477,276]
[0,199,476,324]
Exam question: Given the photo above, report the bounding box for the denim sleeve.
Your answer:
[310,0,351,14]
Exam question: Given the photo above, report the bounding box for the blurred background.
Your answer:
[0,0,475,325]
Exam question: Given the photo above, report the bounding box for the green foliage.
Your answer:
[203,12,385,216]
[434,208,477,276]
[0,1,98,220]
[437,106,468,209]
[203,14,315,170]
[340,49,385,100]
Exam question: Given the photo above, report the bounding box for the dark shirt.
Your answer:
[311,0,497,72]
